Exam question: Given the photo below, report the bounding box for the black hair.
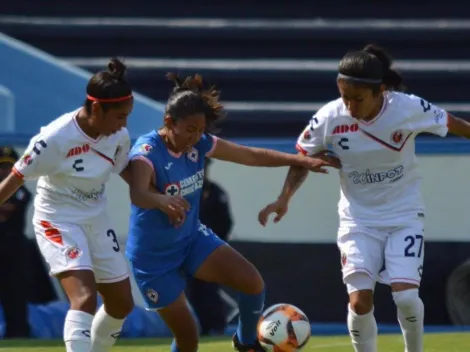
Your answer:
[165,72,225,133]
[338,44,405,92]
[84,58,132,114]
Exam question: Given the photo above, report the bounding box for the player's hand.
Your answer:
[258,198,289,226]
[155,195,190,228]
[298,151,341,174]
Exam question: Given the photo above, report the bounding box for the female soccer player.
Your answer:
[258,44,470,352]
[127,73,340,352]
[0,58,135,352]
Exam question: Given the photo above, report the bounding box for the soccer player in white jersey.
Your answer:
[258,44,470,352]
[0,58,135,352]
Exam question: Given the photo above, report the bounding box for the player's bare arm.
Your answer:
[129,159,189,222]
[447,114,470,138]
[258,151,338,226]
[280,162,309,202]
[0,172,23,205]
[118,163,131,184]
[210,138,339,172]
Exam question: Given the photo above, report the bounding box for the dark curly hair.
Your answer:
[165,72,225,133]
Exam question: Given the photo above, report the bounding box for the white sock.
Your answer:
[393,289,424,352]
[90,305,125,352]
[64,310,93,352]
[347,304,377,352]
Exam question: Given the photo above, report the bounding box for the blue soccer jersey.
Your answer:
[126,130,226,309]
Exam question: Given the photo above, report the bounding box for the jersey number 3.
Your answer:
[107,229,120,252]
[73,159,84,172]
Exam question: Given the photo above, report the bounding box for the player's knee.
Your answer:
[70,287,97,314]
[99,280,135,319]
[241,264,265,295]
[392,288,420,312]
[349,290,373,315]
[104,295,134,319]
[345,273,374,315]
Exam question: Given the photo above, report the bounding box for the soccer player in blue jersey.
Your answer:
[126,73,340,352]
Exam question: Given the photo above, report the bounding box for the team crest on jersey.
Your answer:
[303,129,312,140]
[21,154,33,166]
[187,148,199,162]
[341,252,347,267]
[146,289,159,303]
[164,183,181,196]
[391,130,404,144]
[139,144,153,155]
[66,246,82,260]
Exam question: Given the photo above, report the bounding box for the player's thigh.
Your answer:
[385,222,424,288]
[88,219,133,317]
[33,217,93,276]
[337,227,385,282]
[87,219,129,284]
[187,224,264,294]
[158,292,199,352]
[129,259,186,311]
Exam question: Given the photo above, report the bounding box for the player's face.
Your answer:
[166,113,206,152]
[93,100,133,136]
[337,81,384,120]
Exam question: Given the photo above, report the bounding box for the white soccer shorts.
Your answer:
[337,221,425,288]
[33,215,129,284]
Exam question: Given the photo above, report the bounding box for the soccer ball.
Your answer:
[257,303,311,352]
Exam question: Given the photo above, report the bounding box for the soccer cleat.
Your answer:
[232,333,265,352]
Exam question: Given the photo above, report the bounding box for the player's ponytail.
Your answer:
[107,57,128,81]
[165,72,225,133]
[337,44,405,92]
[84,57,133,114]
[363,44,405,92]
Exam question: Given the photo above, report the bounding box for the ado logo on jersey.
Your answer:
[164,183,181,196]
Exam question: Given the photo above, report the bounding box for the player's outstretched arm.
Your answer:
[210,138,340,172]
[0,172,23,205]
[258,151,331,226]
[447,114,470,139]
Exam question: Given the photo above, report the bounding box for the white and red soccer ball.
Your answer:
[257,303,311,352]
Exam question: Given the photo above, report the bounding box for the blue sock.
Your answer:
[236,287,266,345]
[171,339,179,352]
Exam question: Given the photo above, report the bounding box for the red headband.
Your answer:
[87,94,133,103]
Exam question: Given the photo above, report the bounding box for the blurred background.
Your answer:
[1,0,470,341]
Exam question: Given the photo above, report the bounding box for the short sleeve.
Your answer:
[13,132,62,180]
[197,133,217,157]
[112,129,131,174]
[295,113,327,156]
[129,139,156,172]
[407,94,449,137]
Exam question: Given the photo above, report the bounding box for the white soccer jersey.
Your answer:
[296,92,448,229]
[13,108,130,224]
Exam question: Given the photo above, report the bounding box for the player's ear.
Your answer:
[164,114,173,127]
[91,101,104,117]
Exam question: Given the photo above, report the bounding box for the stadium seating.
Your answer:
[1,2,469,137]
